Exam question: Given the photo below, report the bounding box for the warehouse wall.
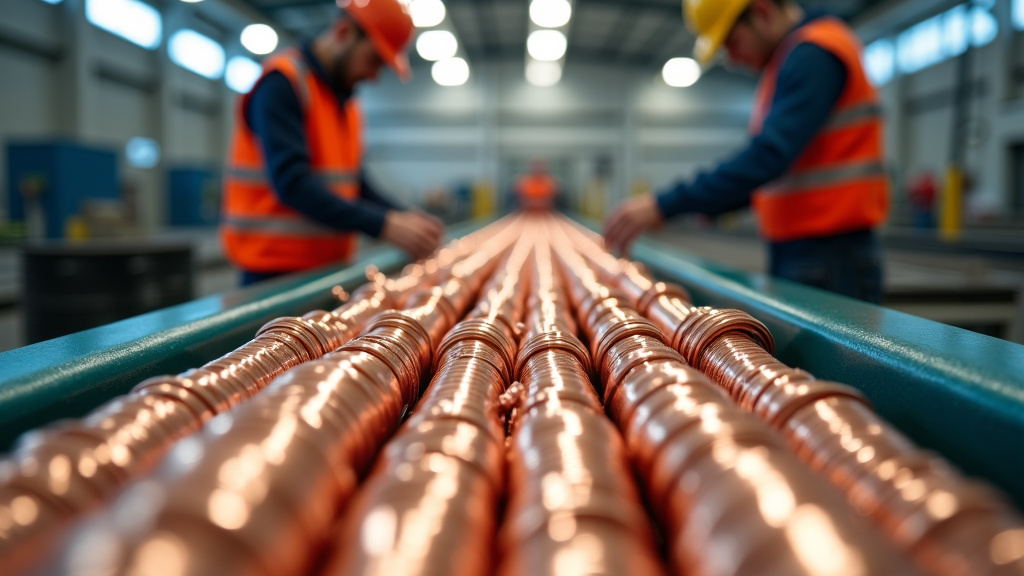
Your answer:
[863,0,1024,223]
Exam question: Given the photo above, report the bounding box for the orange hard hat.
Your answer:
[338,0,414,81]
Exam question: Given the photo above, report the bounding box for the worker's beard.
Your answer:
[332,43,358,95]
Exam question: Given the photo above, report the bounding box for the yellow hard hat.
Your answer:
[684,0,753,63]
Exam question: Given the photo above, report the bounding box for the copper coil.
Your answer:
[877,473,1010,551]
[515,332,592,378]
[846,451,956,521]
[599,335,684,404]
[435,320,517,379]
[53,505,273,576]
[635,282,692,317]
[644,415,785,521]
[513,388,604,429]
[132,374,234,421]
[142,460,317,576]
[131,378,219,425]
[621,389,757,482]
[590,313,665,371]
[206,343,284,393]
[430,353,508,392]
[606,359,729,431]
[84,393,201,448]
[0,486,68,576]
[356,331,424,391]
[323,453,499,576]
[301,310,357,352]
[405,400,506,447]
[665,442,918,576]
[783,396,920,492]
[701,337,816,412]
[366,311,435,372]
[338,338,421,408]
[671,307,775,365]
[252,330,316,370]
[180,365,255,408]
[432,343,512,395]
[402,287,459,341]
[913,512,1024,576]
[0,437,120,515]
[576,290,630,329]
[752,379,871,431]
[499,489,658,554]
[495,516,669,576]
[645,294,695,336]
[375,419,505,493]
[257,317,329,360]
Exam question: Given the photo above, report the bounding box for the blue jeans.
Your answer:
[768,229,883,304]
[241,270,288,286]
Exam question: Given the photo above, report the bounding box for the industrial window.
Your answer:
[226,56,262,94]
[864,39,895,86]
[168,29,225,80]
[896,2,998,76]
[85,0,162,50]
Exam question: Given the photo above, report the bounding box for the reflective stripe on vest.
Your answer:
[751,17,889,243]
[221,48,363,273]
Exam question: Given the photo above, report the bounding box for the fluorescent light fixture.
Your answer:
[126,137,160,169]
[85,0,162,50]
[431,57,469,86]
[39,0,64,4]
[409,0,446,28]
[416,30,457,61]
[241,24,278,55]
[864,39,894,86]
[527,29,567,61]
[180,0,203,3]
[226,56,263,93]
[169,29,225,80]
[526,60,561,86]
[662,57,701,87]
[529,0,571,28]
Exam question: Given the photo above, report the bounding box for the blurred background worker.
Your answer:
[221,0,445,286]
[604,0,889,303]
[516,159,559,211]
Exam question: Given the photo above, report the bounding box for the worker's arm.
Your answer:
[359,172,403,211]
[655,43,849,219]
[246,72,389,237]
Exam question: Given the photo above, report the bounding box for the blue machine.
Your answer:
[6,141,119,239]
[167,166,221,227]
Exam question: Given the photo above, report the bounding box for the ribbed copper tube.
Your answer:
[317,231,532,576]
[548,219,918,576]
[11,225,520,576]
[554,215,1024,576]
[496,233,669,576]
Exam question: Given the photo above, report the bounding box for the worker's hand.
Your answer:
[603,195,664,257]
[381,210,445,261]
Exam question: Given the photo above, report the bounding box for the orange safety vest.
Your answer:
[516,174,557,206]
[221,48,362,272]
[750,17,889,243]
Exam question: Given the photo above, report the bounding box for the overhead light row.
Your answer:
[524,0,573,87]
[406,0,469,87]
[662,57,702,88]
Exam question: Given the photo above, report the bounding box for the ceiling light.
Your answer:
[226,56,262,93]
[409,0,445,28]
[662,57,701,87]
[526,60,561,86]
[241,24,278,55]
[529,0,571,28]
[527,29,567,61]
[432,57,469,86]
[416,29,457,61]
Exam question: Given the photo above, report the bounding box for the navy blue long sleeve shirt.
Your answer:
[244,42,401,238]
[655,17,848,220]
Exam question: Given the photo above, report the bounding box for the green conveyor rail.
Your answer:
[629,236,1024,509]
[0,219,489,452]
